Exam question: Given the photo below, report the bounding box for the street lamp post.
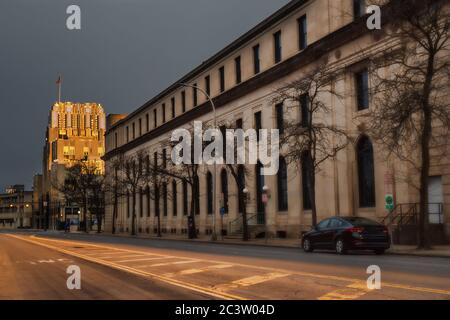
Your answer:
[262,185,270,244]
[179,83,218,241]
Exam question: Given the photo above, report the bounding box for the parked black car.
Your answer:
[302,217,390,255]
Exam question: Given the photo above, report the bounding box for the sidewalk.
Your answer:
[83,231,450,259]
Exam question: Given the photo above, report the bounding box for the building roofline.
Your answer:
[107,0,309,131]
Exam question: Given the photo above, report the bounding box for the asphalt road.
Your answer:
[1,231,450,300]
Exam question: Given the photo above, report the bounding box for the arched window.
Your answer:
[194,175,200,215]
[301,151,313,210]
[206,172,213,215]
[162,183,168,216]
[277,157,288,211]
[221,169,229,214]
[357,136,376,207]
[237,165,246,213]
[255,161,265,224]
[172,180,177,216]
[182,179,188,216]
[146,186,151,217]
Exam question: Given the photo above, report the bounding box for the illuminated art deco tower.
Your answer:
[42,102,106,229]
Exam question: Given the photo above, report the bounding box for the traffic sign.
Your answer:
[385,194,394,210]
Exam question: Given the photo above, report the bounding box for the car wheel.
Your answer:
[302,239,314,252]
[335,238,347,255]
[374,249,385,255]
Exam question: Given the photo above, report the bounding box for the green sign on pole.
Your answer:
[385,194,394,210]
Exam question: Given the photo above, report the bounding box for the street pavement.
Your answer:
[1,231,450,300]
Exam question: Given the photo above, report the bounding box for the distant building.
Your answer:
[0,185,33,229]
[41,102,106,229]
[32,174,43,229]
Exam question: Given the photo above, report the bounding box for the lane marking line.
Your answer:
[19,234,450,297]
[164,264,234,277]
[8,235,245,300]
[214,272,290,292]
[116,257,173,263]
[140,260,200,268]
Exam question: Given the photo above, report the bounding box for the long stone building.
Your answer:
[103,0,449,242]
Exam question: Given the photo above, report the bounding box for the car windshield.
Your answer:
[342,217,381,226]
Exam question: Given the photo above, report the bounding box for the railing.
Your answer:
[382,203,444,226]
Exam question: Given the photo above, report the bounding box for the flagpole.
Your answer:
[57,75,62,103]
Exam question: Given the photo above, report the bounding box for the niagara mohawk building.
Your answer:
[103,0,450,242]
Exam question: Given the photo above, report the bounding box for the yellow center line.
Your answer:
[15,234,450,297]
[8,234,246,300]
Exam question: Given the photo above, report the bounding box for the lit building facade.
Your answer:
[103,0,450,242]
[42,102,106,229]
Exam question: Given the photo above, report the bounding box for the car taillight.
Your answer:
[347,227,364,233]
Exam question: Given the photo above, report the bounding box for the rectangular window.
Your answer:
[298,15,307,50]
[146,113,149,132]
[235,56,241,84]
[254,111,262,142]
[193,84,198,107]
[138,118,142,136]
[300,94,310,127]
[181,91,186,113]
[139,188,143,218]
[171,97,176,119]
[153,109,157,127]
[162,103,166,123]
[132,122,135,139]
[183,180,188,216]
[126,126,129,142]
[253,44,260,75]
[219,66,225,93]
[146,187,151,217]
[353,0,366,19]
[114,132,118,148]
[205,75,210,96]
[162,148,167,168]
[274,31,282,63]
[356,69,369,110]
[276,103,284,135]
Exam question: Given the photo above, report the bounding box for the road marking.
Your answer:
[318,282,372,300]
[116,257,172,263]
[101,254,148,260]
[8,235,246,300]
[164,264,234,277]
[140,260,199,268]
[15,234,450,298]
[214,272,290,292]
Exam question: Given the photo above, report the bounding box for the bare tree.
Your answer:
[273,62,349,227]
[219,120,252,241]
[110,150,152,236]
[364,0,450,248]
[56,161,104,232]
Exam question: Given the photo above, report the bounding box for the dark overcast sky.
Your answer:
[0,0,290,191]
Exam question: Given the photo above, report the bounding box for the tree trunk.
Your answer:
[418,104,432,249]
[97,214,102,233]
[308,168,318,227]
[157,212,161,237]
[417,54,435,249]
